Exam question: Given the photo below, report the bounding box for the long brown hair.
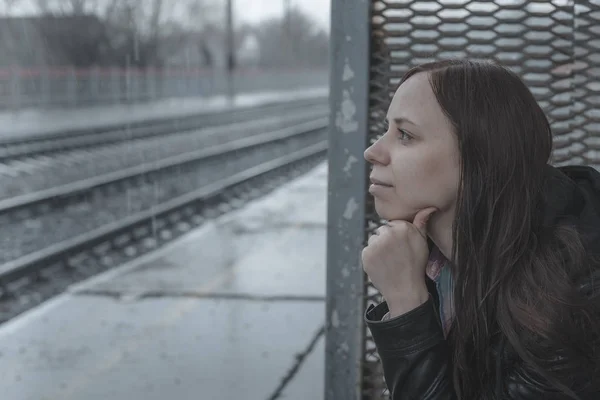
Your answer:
[397,59,600,399]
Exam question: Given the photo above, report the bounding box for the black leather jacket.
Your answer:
[364,165,600,399]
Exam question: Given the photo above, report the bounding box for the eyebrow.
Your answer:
[384,116,419,127]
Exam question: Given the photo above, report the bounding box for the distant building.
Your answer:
[160,28,260,70]
[160,30,221,69]
[237,35,260,67]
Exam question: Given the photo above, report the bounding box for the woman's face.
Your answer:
[364,72,461,222]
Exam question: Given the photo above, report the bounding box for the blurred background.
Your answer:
[0,1,331,399]
[0,0,598,399]
[0,0,330,108]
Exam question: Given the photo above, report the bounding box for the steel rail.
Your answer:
[0,96,327,162]
[0,141,327,290]
[0,117,328,220]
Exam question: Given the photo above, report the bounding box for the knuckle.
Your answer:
[392,221,411,235]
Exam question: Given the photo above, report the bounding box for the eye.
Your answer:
[397,129,413,141]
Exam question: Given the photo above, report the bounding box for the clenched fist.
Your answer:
[362,207,438,318]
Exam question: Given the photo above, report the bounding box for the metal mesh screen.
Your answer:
[362,0,600,397]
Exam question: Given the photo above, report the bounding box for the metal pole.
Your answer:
[284,0,291,37]
[325,0,372,399]
[225,0,235,102]
[285,0,293,63]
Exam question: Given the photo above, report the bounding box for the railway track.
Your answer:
[0,117,328,221]
[0,117,328,323]
[0,95,327,165]
[0,102,328,198]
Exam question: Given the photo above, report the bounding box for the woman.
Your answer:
[362,59,600,399]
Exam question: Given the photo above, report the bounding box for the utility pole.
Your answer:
[284,0,291,38]
[284,0,295,65]
[226,0,235,101]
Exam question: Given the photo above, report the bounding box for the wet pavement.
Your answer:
[0,162,328,400]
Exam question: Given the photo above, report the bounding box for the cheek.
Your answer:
[391,151,439,188]
[391,151,458,207]
[424,155,460,209]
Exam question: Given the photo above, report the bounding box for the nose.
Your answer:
[364,136,389,165]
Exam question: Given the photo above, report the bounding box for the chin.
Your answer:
[374,202,412,222]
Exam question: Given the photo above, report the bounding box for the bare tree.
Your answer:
[33,0,103,15]
[251,6,328,68]
[1,0,221,67]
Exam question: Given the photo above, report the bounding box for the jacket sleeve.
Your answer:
[365,292,600,400]
[364,296,457,400]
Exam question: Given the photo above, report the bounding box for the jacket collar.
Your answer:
[542,164,600,256]
[542,164,600,291]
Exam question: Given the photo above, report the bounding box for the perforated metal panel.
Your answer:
[361,1,600,398]
[327,1,600,399]
[571,1,600,166]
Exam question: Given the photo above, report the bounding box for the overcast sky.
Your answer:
[235,0,330,30]
[0,0,331,29]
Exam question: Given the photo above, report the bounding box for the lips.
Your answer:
[370,177,393,187]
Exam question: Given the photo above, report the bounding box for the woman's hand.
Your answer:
[362,207,438,317]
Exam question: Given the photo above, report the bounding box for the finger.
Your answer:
[412,207,438,237]
[368,233,378,245]
[375,224,389,235]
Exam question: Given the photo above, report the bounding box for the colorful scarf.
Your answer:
[425,245,455,337]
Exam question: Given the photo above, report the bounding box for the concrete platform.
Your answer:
[0,162,328,400]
